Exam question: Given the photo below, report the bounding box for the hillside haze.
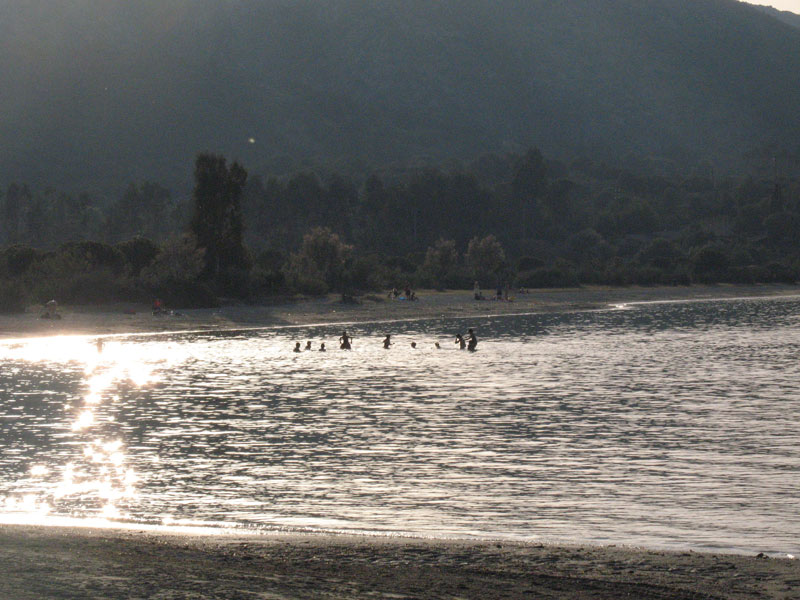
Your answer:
[2,0,800,192]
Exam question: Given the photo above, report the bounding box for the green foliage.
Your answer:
[0,245,43,278]
[2,145,800,300]
[466,235,506,283]
[0,280,26,313]
[58,241,126,274]
[107,182,177,242]
[420,239,459,289]
[516,267,579,289]
[691,245,731,282]
[286,227,353,295]
[190,153,250,289]
[116,237,161,276]
[565,229,611,265]
[139,234,216,307]
[637,239,684,270]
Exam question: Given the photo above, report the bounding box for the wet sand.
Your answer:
[1,283,799,339]
[0,525,797,599]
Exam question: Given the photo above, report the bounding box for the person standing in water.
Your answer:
[455,333,466,350]
[339,331,352,350]
[382,335,392,349]
[319,342,326,352]
[293,342,302,352]
[305,341,312,350]
[467,328,478,351]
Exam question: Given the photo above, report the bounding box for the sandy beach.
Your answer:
[1,283,799,339]
[0,524,797,599]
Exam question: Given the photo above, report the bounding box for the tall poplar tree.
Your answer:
[189,153,249,286]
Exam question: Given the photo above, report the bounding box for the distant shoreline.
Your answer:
[1,283,798,340]
[0,524,797,599]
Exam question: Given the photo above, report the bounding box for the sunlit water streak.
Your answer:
[1,296,799,555]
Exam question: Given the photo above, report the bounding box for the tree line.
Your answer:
[0,148,798,312]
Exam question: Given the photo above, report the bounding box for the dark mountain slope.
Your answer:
[1,0,799,192]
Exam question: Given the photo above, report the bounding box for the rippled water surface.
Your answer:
[2,295,799,554]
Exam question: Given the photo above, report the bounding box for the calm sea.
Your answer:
[1,295,799,555]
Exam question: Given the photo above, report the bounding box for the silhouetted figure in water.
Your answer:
[467,328,478,352]
[383,335,392,349]
[95,339,104,353]
[305,341,312,350]
[410,341,417,348]
[319,342,326,352]
[455,333,466,350]
[434,342,441,349]
[293,342,302,353]
[339,331,352,350]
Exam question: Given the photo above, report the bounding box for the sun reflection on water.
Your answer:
[0,335,172,525]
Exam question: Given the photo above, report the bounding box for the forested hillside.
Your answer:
[2,0,800,192]
[1,147,798,311]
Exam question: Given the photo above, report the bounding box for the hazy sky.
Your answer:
[745,0,800,13]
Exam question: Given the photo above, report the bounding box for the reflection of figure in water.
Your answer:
[293,342,302,353]
[382,335,392,349]
[305,341,312,351]
[95,339,104,353]
[467,328,478,351]
[319,342,326,352]
[455,333,466,350]
[434,342,441,349]
[410,342,417,348]
[339,331,352,350]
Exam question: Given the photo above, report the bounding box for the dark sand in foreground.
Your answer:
[0,525,797,599]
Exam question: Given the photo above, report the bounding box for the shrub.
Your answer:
[59,241,126,274]
[0,245,42,277]
[0,279,26,313]
[516,267,579,288]
[517,256,545,271]
[116,237,160,275]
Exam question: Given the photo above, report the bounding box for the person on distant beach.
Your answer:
[455,333,466,350]
[473,281,484,301]
[319,342,326,352]
[383,335,392,349]
[293,342,302,353]
[152,298,166,315]
[467,328,478,352]
[305,341,312,351]
[41,299,61,319]
[339,331,352,350]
